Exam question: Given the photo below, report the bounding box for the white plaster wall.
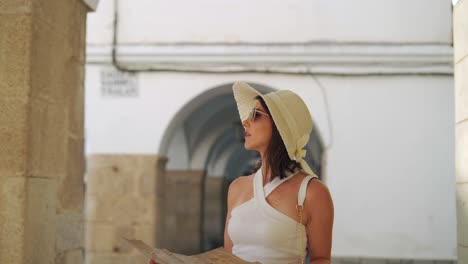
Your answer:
[321,76,456,259]
[84,0,455,260]
[84,68,332,155]
[87,0,451,45]
[86,0,114,45]
[84,68,456,259]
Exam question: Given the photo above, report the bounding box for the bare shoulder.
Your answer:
[301,175,334,225]
[227,173,254,201]
[304,176,333,205]
[229,173,253,191]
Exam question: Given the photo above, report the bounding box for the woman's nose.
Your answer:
[242,119,249,128]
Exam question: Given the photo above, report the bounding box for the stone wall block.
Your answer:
[85,223,115,253]
[86,164,134,196]
[134,224,156,246]
[136,156,160,196]
[113,194,152,225]
[112,226,136,254]
[0,0,32,14]
[163,170,205,254]
[86,224,136,254]
[457,183,468,247]
[457,121,468,184]
[0,98,28,176]
[85,193,120,222]
[67,0,87,64]
[154,157,168,247]
[32,0,74,35]
[56,249,84,264]
[0,177,26,264]
[203,177,226,250]
[24,178,57,264]
[86,155,166,262]
[30,19,68,104]
[455,1,468,264]
[86,254,146,264]
[459,246,468,263]
[27,97,67,178]
[86,155,147,196]
[456,58,468,124]
[56,212,84,253]
[454,0,468,63]
[58,136,85,212]
[0,15,31,98]
[66,63,85,138]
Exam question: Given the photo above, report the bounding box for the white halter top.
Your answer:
[228,168,317,264]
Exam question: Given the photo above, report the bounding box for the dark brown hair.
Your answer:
[254,96,301,181]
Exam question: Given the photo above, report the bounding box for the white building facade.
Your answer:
[84,0,456,262]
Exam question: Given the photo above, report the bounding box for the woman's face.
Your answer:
[242,100,272,155]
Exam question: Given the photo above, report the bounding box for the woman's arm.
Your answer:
[223,178,242,253]
[304,180,334,264]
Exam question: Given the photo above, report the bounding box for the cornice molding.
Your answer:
[86,43,453,75]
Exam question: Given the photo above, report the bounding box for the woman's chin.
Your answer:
[243,142,254,150]
[244,142,261,152]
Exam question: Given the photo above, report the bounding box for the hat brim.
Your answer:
[232,82,299,160]
[232,82,316,175]
[232,82,263,122]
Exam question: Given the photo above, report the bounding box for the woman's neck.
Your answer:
[260,159,272,184]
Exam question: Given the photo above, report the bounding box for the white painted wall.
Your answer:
[322,76,456,258]
[85,0,456,260]
[84,68,456,258]
[84,69,332,154]
[87,0,451,44]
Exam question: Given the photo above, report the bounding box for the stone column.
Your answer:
[454,0,468,261]
[155,156,169,248]
[163,170,206,255]
[0,1,88,264]
[85,155,167,264]
[203,177,228,251]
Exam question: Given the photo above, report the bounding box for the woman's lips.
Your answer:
[244,131,251,137]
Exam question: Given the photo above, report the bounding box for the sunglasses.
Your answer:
[249,108,269,121]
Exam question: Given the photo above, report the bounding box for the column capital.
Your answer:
[81,0,99,11]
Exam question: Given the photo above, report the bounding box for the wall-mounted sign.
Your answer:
[100,70,138,97]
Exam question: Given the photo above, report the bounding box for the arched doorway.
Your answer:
[158,82,325,253]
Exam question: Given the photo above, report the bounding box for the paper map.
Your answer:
[122,238,261,264]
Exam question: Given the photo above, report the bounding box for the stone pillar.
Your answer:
[0,1,88,264]
[454,0,468,262]
[154,156,169,248]
[203,177,228,251]
[163,170,206,255]
[85,155,166,264]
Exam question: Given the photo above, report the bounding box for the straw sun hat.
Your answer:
[232,81,315,176]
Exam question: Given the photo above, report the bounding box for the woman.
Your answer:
[224,82,334,264]
[150,82,333,264]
